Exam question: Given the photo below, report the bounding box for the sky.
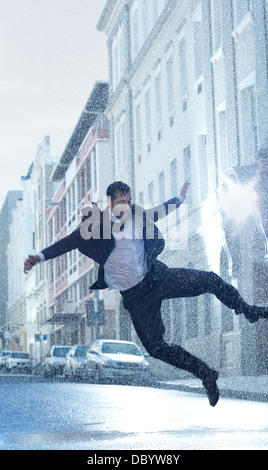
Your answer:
[0,0,108,208]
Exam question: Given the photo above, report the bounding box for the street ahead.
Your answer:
[0,375,267,451]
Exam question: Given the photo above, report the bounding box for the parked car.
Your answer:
[64,345,91,379]
[84,339,150,384]
[0,350,12,369]
[5,352,32,373]
[43,345,71,377]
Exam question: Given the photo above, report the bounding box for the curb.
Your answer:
[155,380,268,403]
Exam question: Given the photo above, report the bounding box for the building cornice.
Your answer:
[97,0,121,32]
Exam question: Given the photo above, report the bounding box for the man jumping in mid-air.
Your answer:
[24,181,268,406]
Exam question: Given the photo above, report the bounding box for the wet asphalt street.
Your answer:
[0,374,267,451]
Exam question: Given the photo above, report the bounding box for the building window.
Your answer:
[114,116,126,172]
[67,182,76,226]
[240,85,258,164]
[218,108,229,175]
[204,293,212,335]
[152,0,159,23]
[171,298,183,343]
[114,124,121,173]
[80,167,86,201]
[83,274,88,298]
[49,260,54,284]
[170,158,180,224]
[158,171,165,202]
[48,220,53,244]
[69,249,77,276]
[134,102,142,155]
[170,159,177,197]
[119,27,126,80]
[155,73,162,131]
[138,191,144,205]
[193,3,203,81]
[211,0,222,53]
[183,146,192,205]
[186,297,198,339]
[111,25,126,91]
[198,134,208,201]
[87,157,92,194]
[148,181,154,206]
[112,43,119,90]
[121,120,127,166]
[145,88,152,144]
[234,0,251,24]
[166,56,174,115]
[131,6,139,61]
[142,0,149,40]
[93,148,97,192]
[179,37,188,99]
[161,300,171,342]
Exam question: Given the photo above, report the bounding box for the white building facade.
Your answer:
[98,0,268,376]
[45,82,116,349]
[23,136,59,360]
[7,170,35,352]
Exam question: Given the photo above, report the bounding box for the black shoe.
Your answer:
[243,306,268,324]
[256,306,268,319]
[202,370,220,407]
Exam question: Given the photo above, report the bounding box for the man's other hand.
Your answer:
[180,180,190,199]
[24,255,41,274]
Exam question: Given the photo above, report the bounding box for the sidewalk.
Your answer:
[156,375,268,402]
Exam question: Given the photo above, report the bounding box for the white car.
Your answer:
[0,350,12,369]
[64,345,91,379]
[6,352,32,373]
[84,339,150,383]
[43,345,71,377]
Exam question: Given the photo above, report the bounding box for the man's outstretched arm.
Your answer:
[23,227,82,274]
[145,180,190,221]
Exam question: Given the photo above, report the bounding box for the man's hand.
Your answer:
[180,180,190,199]
[24,255,41,274]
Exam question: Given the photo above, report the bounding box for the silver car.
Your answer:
[6,352,32,373]
[64,345,91,379]
[0,350,12,369]
[84,339,150,383]
[43,345,71,377]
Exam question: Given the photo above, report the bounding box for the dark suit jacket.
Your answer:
[41,197,182,290]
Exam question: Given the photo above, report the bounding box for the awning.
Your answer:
[46,313,82,324]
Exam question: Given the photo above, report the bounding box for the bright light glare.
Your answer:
[219,177,258,225]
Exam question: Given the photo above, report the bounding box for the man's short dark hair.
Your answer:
[106,181,131,202]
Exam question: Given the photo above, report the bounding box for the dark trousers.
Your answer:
[121,268,249,380]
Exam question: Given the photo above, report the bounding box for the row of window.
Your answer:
[135,82,258,208]
[113,0,257,183]
[51,271,93,315]
[48,148,98,242]
[112,0,252,92]
[49,250,90,284]
[162,293,212,343]
[37,302,47,330]
[163,288,236,340]
[112,0,169,90]
[113,71,258,207]
[137,146,194,206]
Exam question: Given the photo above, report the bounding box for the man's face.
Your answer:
[110,191,132,220]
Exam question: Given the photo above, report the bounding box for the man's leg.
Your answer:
[121,280,219,406]
[159,267,265,322]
